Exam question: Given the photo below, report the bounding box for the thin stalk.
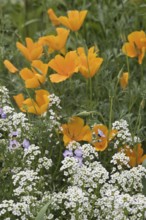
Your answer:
[140,64,143,83]
[125,55,130,79]
[108,95,113,131]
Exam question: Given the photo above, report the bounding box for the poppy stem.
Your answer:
[89,77,92,109]
[125,55,130,79]
[108,95,113,131]
[140,64,143,83]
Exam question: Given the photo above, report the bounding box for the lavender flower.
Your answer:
[63,149,73,157]
[0,108,6,119]
[9,140,19,149]
[22,139,30,149]
[74,149,83,157]
[12,131,18,137]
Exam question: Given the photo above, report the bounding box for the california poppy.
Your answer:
[47,8,60,26]
[3,60,18,73]
[13,90,50,115]
[122,31,146,64]
[16,38,43,62]
[62,116,92,145]
[20,60,48,88]
[77,47,103,78]
[48,51,79,83]
[124,144,146,167]
[120,72,129,90]
[39,28,70,54]
[92,124,117,151]
[58,10,88,31]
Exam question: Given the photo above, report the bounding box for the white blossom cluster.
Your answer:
[0,199,32,220]
[49,93,61,109]
[0,103,31,151]
[41,188,91,219]
[112,119,140,148]
[0,86,10,106]
[12,169,40,196]
[66,142,99,160]
[110,151,130,171]
[24,144,52,172]
[37,157,52,171]
[94,188,146,220]
[110,165,146,194]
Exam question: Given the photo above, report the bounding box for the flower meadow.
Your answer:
[1,0,146,219]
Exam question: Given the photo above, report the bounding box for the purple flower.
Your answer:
[1,112,7,119]
[9,140,19,149]
[12,131,19,137]
[74,156,83,166]
[63,149,73,157]
[22,139,30,149]
[74,149,83,157]
[0,108,6,119]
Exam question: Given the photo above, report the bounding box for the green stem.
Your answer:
[108,95,113,131]
[140,64,143,83]
[125,55,130,78]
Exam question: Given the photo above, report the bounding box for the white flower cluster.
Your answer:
[110,151,130,171]
[49,93,61,109]
[37,157,52,171]
[112,119,140,148]
[66,141,81,150]
[24,144,41,163]
[0,95,31,151]
[0,199,32,220]
[0,86,10,106]
[12,169,40,196]
[43,188,90,220]
[24,144,52,172]
[110,165,146,194]
[66,142,98,160]
[94,188,146,220]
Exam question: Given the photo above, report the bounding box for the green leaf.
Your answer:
[35,202,50,220]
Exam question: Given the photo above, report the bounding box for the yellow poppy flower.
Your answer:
[92,124,117,151]
[58,10,88,31]
[20,60,48,88]
[77,47,103,78]
[13,90,50,115]
[3,60,18,73]
[120,72,129,90]
[62,116,92,145]
[16,38,43,62]
[48,51,79,83]
[124,144,146,167]
[39,28,70,54]
[47,8,60,26]
[122,31,146,64]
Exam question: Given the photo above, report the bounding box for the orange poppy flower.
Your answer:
[122,31,146,64]
[39,28,70,54]
[16,38,43,62]
[20,60,48,88]
[13,90,50,115]
[58,10,88,31]
[62,116,92,145]
[48,51,79,83]
[3,60,18,73]
[92,124,117,151]
[77,47,103,78]
[47,8,60,26]
[120,72,129,90]
[124,144,146,167]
